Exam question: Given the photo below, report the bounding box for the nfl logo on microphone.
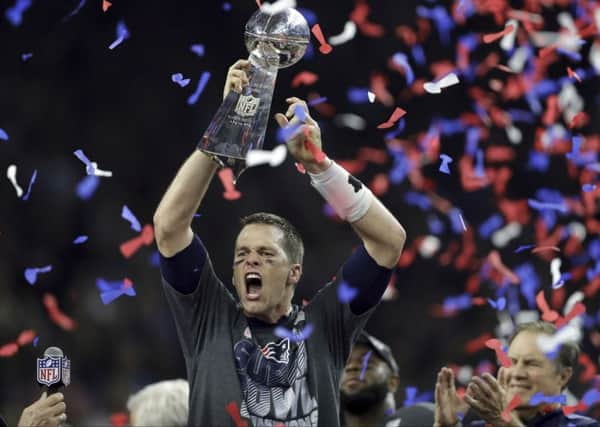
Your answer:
[37,355,71,386]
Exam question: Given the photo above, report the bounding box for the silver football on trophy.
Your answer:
[244,7,310,69]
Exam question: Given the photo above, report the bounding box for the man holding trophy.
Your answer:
[153,7,406,426]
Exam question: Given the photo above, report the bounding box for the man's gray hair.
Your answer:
[127,379,189,427]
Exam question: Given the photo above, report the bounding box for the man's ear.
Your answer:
[388,374,399,394]
[559,366,572,389]
[287,264,302,286]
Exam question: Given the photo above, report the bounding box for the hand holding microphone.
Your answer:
[17,392,67,427]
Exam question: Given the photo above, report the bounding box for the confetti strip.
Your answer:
[0,128,8,141]
[423,73,460,94]
[311,24,333,54]
[377,107,406,129]
[5,0,33,26]
[359,350,372,380]
[246,145,288,168]
[109,413,128,427]
[76,175,100,200]
[97,278,136,305]
[42,293,76,331]
[7,165,23,197]
[73,235,88,244]
[171,73,191,87]
[555,302,586,329]
[529,392,567,406]
[527,200,568,213]
[537,325,582,354]
[483,24,516,44]
[303,128,326,163]
[109,20,130,50]
[328,21,357,46]
[502,394,522,422]
[120,224,154,259]
[274,324,314,342]
[439,154,453,174]
[0,329,36,358]
[102,0,112,12]
[24,265,53,286]
[121,205,142,232]
[488,251,520,284]
[73,149,113,177]
[225,401,248,427]
[62,0,86,21]
[291,71,319,88]
[190,44,205,57]
[21,169,37,201]
[536,291,560,323]
[187,71,211,105]
[566,67,581,82]
[337,281,358,303]
[485,339,512,367]
[218,168,241,201]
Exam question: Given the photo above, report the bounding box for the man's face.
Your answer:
[233,224,300,323]
[506,331,571,409]
[340,344,391,414]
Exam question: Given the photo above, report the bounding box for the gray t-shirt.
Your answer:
[162,248,376,426]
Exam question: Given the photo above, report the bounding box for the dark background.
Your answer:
[1,0,599,424]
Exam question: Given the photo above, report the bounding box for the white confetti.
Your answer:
[333,113,367,131]
[423,73,459,94]
[537,324,582,353]
[367,91,376,103]
[6,164,23,197]
[260,0,296,15]
[418,235,440,258]
[491,222,522,248]
[500,19,518,51]
[246,144,288,168]
[328,21,357,46]
[506,124,522,144]
[550,258,562,287]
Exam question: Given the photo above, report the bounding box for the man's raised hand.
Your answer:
[223,59,250,100]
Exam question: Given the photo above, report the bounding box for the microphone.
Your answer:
[36,346,71,394]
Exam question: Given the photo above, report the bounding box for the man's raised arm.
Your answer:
[275,97,406,270]
[153,59,251,257]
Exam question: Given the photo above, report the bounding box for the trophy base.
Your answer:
[199,146,247,184]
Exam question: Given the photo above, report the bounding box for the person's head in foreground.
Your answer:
[232,212,304,323]
[126,379,189,427]
[340,331,400,425]
[504,321,578,418]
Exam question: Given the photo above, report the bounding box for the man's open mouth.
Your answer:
[245,272,262,300]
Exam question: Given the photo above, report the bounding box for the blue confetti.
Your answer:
[487,297,506,310]
[76,174,100,200]
[465,127,479,155]
[515,244,535,253]
[439,154,453,174]
[190,44,205,57]
[359,350,372,381]
[73,149,94,173]
[582,184,597,192]
[411,44,426,66]
[529,392,567,405]
[5,0,32,27]
[404,192,432,211]
[427,214,445,235]
[297,8,318,27]
[582,388,600,407]
[21,52,33,62]
[149,251,160,267]
[474,149,485,177]
[222,2,231,11]
[171,73,191,87]
[527,151,550,172]
[308,97,327,106]
[0,128,9,141]
[24,265,52,286]
[552,272,572,289]
[73,235,88,244]
[109,20,130,50]
[96,278,136,305]
[121,205,142,232]
[479,214,504,239]
[274,324,314,343]
[443,293,472,311]
[21,169,37,201]
[187,71,211,105]
[347,87,370,104]
[33,336,39,347]
[62,0,86,22]
[404,386,418,407]
[527,199,568,214]
[338,281,358,304]
[391,52,414,85]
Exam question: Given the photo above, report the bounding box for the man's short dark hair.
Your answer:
[509,321,579,373]
[239,212,304,265]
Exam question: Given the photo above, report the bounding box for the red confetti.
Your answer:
[567,67,582,83]
[16,329,36,346]
[483,24,515,44]
[377,107,407,129]
[502,394,522,421]
[294,162,306,174]
[555,302,586,328]
[225,401,248,427]
[535,291,559,322]
[102,0,112,12]
[563,401,587,415]
[120,224,155,259]
[42,293,76,331]
[109,412,129,427]
[530,246,560,254]
[217,169,241,201]
[291,71,319,88]
[255,0,261,8]
[465,332,494,354]
[579,353,597,383]
[0,343,19,357]
[311,24,333,54]
[485,338,512,368]
[542,95,559,126]
[569,111,588,129]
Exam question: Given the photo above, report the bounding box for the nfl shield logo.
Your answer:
[61,357,71,386]
[234,94,260,117]
[37,356,62,386]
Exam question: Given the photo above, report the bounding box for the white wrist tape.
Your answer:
[309,161,374,223]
